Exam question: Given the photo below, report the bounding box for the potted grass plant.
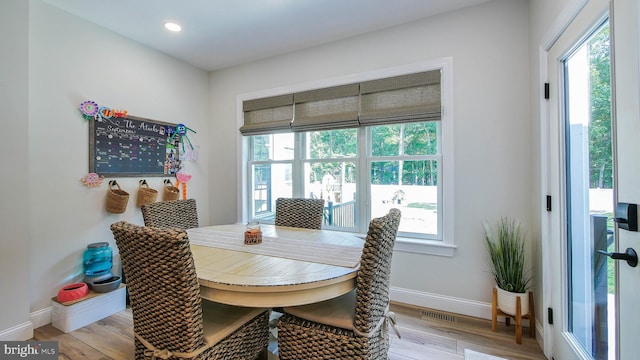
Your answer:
[483,217,532,316]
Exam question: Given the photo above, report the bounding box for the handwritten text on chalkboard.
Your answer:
[89,116,181,177]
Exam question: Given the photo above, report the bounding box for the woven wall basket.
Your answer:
[106,181,129,214]
[136,180,158,207]
[163,179,180,201]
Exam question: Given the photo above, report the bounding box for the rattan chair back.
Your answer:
[111,221,207,358]
[111,221,269,360]
[354,208,402,334]
[274,197,325,229]
[277,209,401,359]
[141,198,199,229]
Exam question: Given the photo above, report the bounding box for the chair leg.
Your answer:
[256,347,269,360]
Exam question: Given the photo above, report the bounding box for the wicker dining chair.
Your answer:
[274,197,325,229]
[141,198,199,229]
[277,208,402,360]
[110,221,269,360]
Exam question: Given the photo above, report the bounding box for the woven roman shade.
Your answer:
[291,83,360,132]
[359,70,441,125]
[240,94,293,135]
[240,70,442,136]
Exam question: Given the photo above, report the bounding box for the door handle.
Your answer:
[597,248,638,267]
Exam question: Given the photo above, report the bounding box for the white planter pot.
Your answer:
[496,286,529,316]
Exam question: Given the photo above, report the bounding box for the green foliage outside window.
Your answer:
[371,161,398,185]
[309,129,357,159]
[308,130,357,182]
[371,125,401,156]
[403,122,438,155]
[402,160,438,185]
[252,135,270,161]
[370,122,439,186]
[589,23,612,189]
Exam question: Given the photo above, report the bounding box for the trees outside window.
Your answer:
[247,120,442,239]
[588,23,611,190]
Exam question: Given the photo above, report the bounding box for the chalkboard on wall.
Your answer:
[89,115,181,177]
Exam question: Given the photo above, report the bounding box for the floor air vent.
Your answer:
[421,310,457,323]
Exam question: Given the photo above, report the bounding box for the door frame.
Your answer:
[609,0,640,359]
[539,0,610,358]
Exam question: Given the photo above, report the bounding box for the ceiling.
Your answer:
[42,0,492,72]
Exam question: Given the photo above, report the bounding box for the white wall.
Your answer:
[528,0,577,344]
[0,0,31,340]
[208,0,531,318]
[25,0,210,321]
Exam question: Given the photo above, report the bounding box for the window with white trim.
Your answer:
[240,61,454,253]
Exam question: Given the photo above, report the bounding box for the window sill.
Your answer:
[393,237,457,257]
[352,233,456,257]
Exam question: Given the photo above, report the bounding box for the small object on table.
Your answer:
[244,221,262,245]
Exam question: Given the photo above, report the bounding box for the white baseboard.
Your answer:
[536,318,544,349]
[390,286,492,320]
[6,289,545,344]
[391,286,544,343]
[0,306,52,341]
[0,321,34,341]
[30,306,52,330]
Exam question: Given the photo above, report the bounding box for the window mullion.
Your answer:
[369,155,439,162]
[358,127,369,234]
[292,132,305,197]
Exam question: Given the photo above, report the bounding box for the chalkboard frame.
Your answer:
[89,115,181,177]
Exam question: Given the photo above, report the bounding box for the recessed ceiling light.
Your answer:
[164,22,182,32]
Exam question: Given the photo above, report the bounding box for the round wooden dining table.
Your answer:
[187,224,364,308]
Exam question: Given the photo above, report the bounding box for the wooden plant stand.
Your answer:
[491,287,535,344]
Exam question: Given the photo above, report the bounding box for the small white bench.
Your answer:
[51,284,126,333]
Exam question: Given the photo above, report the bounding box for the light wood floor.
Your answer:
[32,303,546,359]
